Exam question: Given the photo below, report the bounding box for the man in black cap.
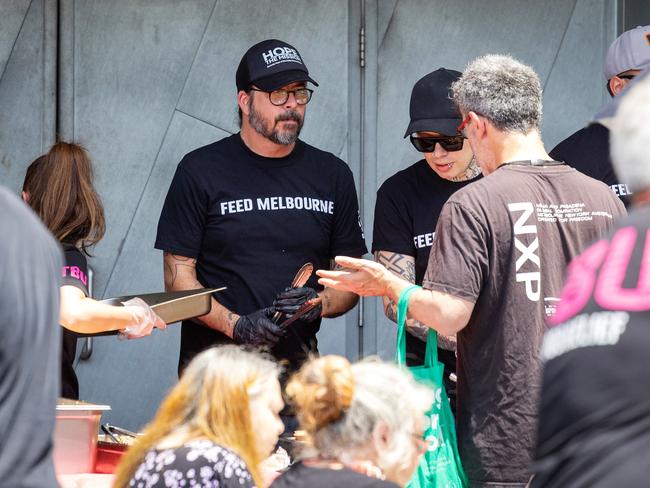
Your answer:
[156,39,366,376]
[550,25,650,208]
[372,68,481,410]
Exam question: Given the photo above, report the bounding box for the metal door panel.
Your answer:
[60,0,216,299]
[0,0,55,190]
[543,0,617,146]
[76,111,228,430]
[0,0,31,76]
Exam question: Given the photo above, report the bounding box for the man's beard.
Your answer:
[248,100,304,145]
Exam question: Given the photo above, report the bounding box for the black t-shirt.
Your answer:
[550,122,633,207]
[372,159,480,371]
[422,164,626,486]
[271,462,400,488]
[533,206,650,488]
[0,187,61,488]
[60,244,89,400]
[156,134,367,371]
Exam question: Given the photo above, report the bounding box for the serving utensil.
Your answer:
[272,263,314,322]
[279,296,322,328]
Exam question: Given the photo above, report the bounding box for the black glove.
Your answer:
[233,307,286,347]
[273,286,322,323]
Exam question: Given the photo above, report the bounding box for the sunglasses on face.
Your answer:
[409,134,465,153]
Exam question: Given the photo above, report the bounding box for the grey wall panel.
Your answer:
[177,0,350,157]
[0,0,54,191]
[0,0,31,79]
[543,0,617,148]
[63,0,216,299]
[76,111,226,431]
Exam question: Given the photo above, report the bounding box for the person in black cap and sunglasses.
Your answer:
[372,68,481,410]
[155,39,366,383]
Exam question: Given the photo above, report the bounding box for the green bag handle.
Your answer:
[396,285,438,367]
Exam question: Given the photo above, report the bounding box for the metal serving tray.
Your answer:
[100,288,224,324]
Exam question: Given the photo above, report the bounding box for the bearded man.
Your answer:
[156,39,366,389]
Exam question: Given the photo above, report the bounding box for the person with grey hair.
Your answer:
[317,54,625,487]
[532,74,650,488]
[271,355,433,488]
[550,25,650,207]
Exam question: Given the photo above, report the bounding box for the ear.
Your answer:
[371,420,392,452]
[21,191,29,203]
[608,76,628,97]
[469,111,487,139]
[237,90,252,116]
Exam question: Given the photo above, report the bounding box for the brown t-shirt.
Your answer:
[422,164,626,486]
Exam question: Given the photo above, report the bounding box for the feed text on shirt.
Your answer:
[219,196,334,215]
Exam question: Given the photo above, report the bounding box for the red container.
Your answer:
[94,441,129,474]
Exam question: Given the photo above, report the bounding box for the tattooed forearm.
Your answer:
[375,250,457,350]
[437,333,457,351]
[319,259,359,318]
[163,252,199,290]
[385,299,397,322]
[374,251,416,282]
[406,322,429,342]
[376,251,415,324]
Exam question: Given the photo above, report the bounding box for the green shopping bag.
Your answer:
[396,285,467,488]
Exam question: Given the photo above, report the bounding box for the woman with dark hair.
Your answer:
[22,141,165,399]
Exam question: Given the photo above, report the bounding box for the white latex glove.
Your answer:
[118,297,167,340]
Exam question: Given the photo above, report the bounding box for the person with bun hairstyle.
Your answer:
[272,355,433,488]
[113,345,285,488]
[22,141,166,399]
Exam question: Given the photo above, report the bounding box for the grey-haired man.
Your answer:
[318,54,625,487]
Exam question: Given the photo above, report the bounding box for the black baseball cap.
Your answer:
[404,68,462,137]
[236,39,319,92]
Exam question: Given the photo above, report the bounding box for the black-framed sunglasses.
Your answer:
[409,134,465,153]
[249,87,313,106]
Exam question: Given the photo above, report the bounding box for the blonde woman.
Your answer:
[113,346,284,487]
[272,356,433,488]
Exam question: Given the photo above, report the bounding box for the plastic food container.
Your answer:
[53,399,111,474]
[94,440,129,474]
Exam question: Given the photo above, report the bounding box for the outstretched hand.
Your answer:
[119,297,167,340]
[316,256,391,297]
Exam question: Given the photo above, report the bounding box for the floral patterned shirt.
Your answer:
[129,439,256,488]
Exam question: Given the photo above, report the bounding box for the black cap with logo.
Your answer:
[236,39,319,92]
[404,68,462,138]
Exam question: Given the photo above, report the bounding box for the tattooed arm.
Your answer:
[374,251,456,351]
[163,252,239,338]
[318,259,360,318]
